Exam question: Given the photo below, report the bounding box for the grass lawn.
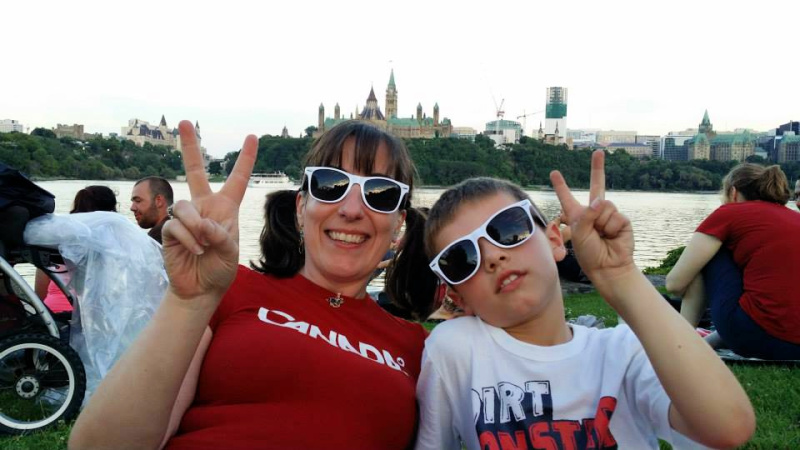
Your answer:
[3,291,798,449]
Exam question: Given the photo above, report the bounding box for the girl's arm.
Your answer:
[606,269,755,448]
[551,151,754,448]
[665,233,722,296]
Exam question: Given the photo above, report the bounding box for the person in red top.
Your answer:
[667,163,800,360]
[70,120,435,449]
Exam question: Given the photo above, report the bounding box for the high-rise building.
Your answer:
[0,119,24,133]
[778,135,800,162]
[544,87,567,137]
[636,135,661,157]
[661,131,696,161]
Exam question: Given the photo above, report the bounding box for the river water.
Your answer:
[15,180,799,286]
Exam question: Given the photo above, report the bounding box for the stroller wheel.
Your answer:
[0,333,86,435]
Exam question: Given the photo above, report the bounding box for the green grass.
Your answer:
[3,291,798,449]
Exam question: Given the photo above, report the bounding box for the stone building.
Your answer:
[54,123,85,140]
[314,70,453,139]
[710,132,756,162]
[122,116,203,152]
[686,133,711,160]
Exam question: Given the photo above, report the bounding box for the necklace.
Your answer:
[327,293,344,308]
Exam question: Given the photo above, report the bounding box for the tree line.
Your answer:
[4,129,799,191]
[223,134,800,191]
[0,129,183,180]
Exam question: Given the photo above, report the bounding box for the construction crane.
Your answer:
[492,97,505,137]
[516,109,544,136]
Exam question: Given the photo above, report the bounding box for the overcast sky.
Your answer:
[2,0,797,158]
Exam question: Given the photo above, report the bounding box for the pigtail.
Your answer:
[757,165,790,204]
[252,189,305,277]
[385,207,439,321]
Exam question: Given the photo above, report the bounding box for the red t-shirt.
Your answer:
[167,266,427,449]
[697,201,800,343]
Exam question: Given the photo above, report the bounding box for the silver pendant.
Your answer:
[328,293,344,308]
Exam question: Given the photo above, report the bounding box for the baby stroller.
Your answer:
[0,165,86,435]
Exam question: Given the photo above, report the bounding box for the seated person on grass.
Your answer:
[414,151,755,450]
[666,163,800,360]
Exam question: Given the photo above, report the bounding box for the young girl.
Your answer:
[414,151,754,449]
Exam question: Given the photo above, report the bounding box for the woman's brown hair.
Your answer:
[723,163,790,205]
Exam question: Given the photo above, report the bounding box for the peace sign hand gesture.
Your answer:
[161,121,258,305]
[550,150,636,300]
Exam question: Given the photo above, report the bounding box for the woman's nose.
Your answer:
[338,184,365,219]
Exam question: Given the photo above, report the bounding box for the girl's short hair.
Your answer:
[424,177,547,259]
[722,163,790,204]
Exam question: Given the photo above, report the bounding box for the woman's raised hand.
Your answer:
[550,150,636,291]
[162,121,258,303]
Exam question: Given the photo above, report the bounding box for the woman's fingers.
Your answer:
[220,134,259,204]
[179,121,212,199]
[199,218,238,259]
[163,218,204,256]
[171,200,208,246]
[589,150,606,204]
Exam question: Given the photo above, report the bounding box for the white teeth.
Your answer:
[328,231,366,244]
[501,274,519,288]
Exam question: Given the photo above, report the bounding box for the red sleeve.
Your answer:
[208,265,250,331]
[696,203,737,242]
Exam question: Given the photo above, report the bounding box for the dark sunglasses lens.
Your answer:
[438,240,479,283]
[363,178,402,212]
[486,206,533,246]
[310,169,350,201]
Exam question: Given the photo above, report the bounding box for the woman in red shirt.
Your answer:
[666,163,800,360]
[70,121,435,449]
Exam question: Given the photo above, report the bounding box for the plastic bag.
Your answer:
[24,211,168,402]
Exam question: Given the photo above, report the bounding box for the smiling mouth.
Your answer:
[327,231,367,244]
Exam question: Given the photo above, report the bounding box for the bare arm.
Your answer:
[69,122,257,450]
[551,151,754,448]
[69,297,217,449]
[159,327,213,449]
[665,232,721,296]
[607,270,755,448]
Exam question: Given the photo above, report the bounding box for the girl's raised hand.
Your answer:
[161,121,258,304]
[549,150,636,293]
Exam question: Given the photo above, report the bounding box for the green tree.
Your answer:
[31,128,57,139]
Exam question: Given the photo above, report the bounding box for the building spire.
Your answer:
[702,109,711,125]
[160,115,167,127]
[388,69,396,90]
[367,86,378,102]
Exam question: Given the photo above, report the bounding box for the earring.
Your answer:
[298,229,304,254]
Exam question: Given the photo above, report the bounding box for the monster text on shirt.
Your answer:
[257,307,409,376]
[473,380,618,450]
